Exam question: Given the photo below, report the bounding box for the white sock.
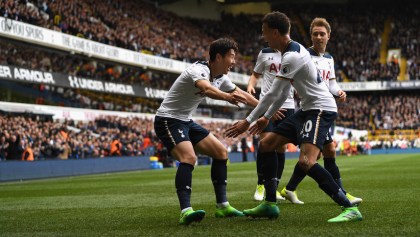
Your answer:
[216,202,229,208]
[181,207,193,214]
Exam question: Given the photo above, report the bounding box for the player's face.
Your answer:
[262,23,279,49]
[311,26,330,52]
[221,49,236,74]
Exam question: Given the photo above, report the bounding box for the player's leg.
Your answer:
[271,109,295,201]
[194,132,244,218]
[274,144,286,201]
[322,141,362,205]
[298,111,362,222]
[154,116,205,225]
[253,132,269,201]
[243,133,292,218]
[171,142,206,224]
[281,160,306,204]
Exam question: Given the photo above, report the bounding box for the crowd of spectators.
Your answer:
[387,4,420,80]
[336,92,419,131]
[1,89,418,161]
[1,0,419,81]
[0,114,160,161]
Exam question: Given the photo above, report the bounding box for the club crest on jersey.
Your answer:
[282,66,288,74]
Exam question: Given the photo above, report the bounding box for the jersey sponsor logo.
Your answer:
[269,63,281,73]
[320,69,331,81]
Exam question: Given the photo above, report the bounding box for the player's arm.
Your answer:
[233,87,259,107]
[245,77,291,123]
[195,79,247,105]
[247,72,261,96]
[329,78,346,102]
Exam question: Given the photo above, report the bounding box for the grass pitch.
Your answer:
[1,153,419,237]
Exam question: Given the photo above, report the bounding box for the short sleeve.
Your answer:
[278,52,302,79]
[253,51,265,74]
[188,64,209,84]
[218,75,236,92]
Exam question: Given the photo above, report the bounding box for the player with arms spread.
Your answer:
[247,47,295,202]
[154,38,258,225]
[225,12,362,223]
[281,17,363,206]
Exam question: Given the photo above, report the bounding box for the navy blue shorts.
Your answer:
[154,116,210,153]
[324,131,334,145]
[273,110,337,150]
[262,109,295,133]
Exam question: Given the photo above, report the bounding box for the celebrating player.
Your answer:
[154,38,257,225]
[225,12,363,222]
[247,48,295,202]
[281,17,363,206]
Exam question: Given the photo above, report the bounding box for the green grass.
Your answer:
[1,153,420,237]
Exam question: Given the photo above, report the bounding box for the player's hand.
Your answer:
[228,91,247,106]
[272,109,287,121]
[225,120,250,138]
[247,86,256,96]
[195,90,205,97]
[337,90,347,102]
[248,117,269,135]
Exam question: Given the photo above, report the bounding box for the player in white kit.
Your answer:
[154,38,258,225]
[225,12,362,222]
[281,17,363,206]
[247,48,295,201]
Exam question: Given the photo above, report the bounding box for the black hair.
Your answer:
[262,11,290,35]
[209,38,238,62]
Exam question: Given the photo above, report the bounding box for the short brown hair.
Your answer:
[310,17,331,34]
[262,11,290,35]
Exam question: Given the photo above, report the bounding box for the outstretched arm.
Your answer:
[195,80,247,106]
[225,78,291,138]
[246,77,291,123]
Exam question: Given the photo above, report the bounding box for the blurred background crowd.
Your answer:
[0,0,419,162]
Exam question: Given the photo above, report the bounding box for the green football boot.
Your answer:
[328,206,363,223]
[179,209,206,225]
[215,204,245,217]
[243,201,280,219]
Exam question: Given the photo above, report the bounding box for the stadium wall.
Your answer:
[2,150,419,181]
[0,152,301,182]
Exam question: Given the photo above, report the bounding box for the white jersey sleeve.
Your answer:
[187,63,209,84]
[329,57,336,79]
[214,75,236,92]
[253,50,265,74]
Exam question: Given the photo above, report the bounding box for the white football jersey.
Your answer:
[307,47,336,87]
[156,61,236,121]
[254,48,295,109]
[278,41,337,112]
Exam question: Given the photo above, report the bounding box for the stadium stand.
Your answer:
[0,0,419,161]
[1,0,419,79]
